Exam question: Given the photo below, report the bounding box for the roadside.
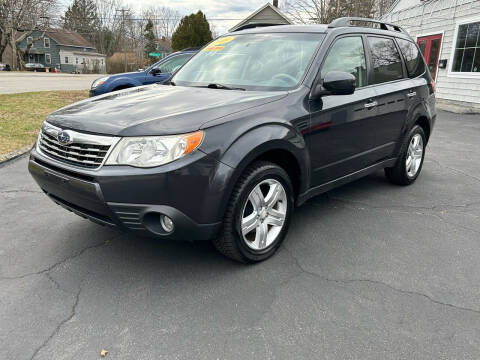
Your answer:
[0,72,100,94]
[0,90,88,158]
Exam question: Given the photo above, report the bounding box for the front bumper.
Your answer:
[89,89,101,97]
[28,147,232,241]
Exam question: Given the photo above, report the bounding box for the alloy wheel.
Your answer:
[240,179,287,251]
[406,133,424,177]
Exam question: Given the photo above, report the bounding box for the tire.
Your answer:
[385,125,426,185]
[212,161,294,263]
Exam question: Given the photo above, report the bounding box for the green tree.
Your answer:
[144,19,157,64]
[171,11,212,51]
[63,0,100,44]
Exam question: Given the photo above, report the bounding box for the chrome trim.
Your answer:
[37,122,120,170]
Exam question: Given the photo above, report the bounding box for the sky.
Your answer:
[57,0,281,35]
[128,0,276,34]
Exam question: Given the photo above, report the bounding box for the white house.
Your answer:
[382,0,480,112]
[229,2,292,32]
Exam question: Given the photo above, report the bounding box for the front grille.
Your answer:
[38,123,119,169]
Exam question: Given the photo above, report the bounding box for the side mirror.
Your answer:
[311,71,356,99]
[323,71,356,95]
[151,68,162,76]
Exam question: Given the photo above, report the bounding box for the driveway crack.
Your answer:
[428,157,480,184]
[0,233,122,280]
[283,247,480,316]
[29,281,84,360]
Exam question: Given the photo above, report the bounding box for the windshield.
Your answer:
[172,33,325,91]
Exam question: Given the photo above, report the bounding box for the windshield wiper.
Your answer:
[206,83,245,91]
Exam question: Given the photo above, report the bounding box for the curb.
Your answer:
[0,145,32,166]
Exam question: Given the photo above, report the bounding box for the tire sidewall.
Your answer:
[232,166,294,262]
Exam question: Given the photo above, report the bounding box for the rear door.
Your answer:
[365,36,412,155]
[396,37,430,116]
[306,35,379,186]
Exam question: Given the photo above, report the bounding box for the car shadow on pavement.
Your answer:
[65,170,396,277]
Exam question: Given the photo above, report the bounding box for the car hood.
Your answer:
[46,85,287,136]
[106,71,145,80]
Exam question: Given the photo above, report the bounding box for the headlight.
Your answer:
[105,131,204,167]
[91,76,109,89]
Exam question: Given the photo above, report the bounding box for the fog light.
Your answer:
[160,215,174,233]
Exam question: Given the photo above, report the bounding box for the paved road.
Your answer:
[1,111,480,359]
[0,72,100,94]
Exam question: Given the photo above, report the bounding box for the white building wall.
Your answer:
[59,49,106,74]
[382,0,480,111]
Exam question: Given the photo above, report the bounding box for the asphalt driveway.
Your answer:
[0,72,100,94]
[1,110,480,359]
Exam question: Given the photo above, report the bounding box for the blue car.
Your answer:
[89,49,198,97]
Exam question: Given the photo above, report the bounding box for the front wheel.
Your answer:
[213,161,294,263]
[385,125,426,185]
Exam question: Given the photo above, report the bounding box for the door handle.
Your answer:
[364,100,378,109]
[407,91,417,98]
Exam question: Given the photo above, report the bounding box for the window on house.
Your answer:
[44,37,50,48]
[368,36,404,84]
[27,37,34,47]
[452,21,480,72]
[101,58,104,65]
[45,53,51,64]
[65,56,69,64]
[396,38,425,78]
[76,58,78,64]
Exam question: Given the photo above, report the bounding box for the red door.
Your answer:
[417,34,442,80]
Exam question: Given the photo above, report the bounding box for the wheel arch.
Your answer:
[216,124,310,213]
[415,115,431,142]
[107,78,141,92]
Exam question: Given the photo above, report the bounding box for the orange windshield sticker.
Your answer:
[204,45,225,51]
[202,36,235,51]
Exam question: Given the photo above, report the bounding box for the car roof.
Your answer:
[232,24,328,35]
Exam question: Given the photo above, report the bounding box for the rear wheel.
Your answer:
[385,125,426,185]
[213,161,294,263]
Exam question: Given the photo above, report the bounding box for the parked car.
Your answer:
[89,49,198,97]
[29,18,435,263]
[24,63,46,72]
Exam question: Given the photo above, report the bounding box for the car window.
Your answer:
[368,37,404,84]
[172,33,325,91]
[321,36,367,88]
[396,38,425,78]
[153,54,192,73]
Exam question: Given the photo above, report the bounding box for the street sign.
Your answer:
[148,52,162,57]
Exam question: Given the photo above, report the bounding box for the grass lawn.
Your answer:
[0,90,88,155]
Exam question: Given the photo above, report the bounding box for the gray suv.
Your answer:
[28,18,436,263]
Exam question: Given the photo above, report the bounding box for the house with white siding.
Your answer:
[229,1,292,32]
[382,0,480,112]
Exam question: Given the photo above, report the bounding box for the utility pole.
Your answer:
[116,8,128,72]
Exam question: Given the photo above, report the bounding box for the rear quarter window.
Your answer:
[367,36,404,84]
[396,38,426,78]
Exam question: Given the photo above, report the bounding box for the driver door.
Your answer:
[144,54,193,85]
[306,35,379,186]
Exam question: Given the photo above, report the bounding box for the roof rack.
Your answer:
[232,22,287,32]
[328,17,407,34]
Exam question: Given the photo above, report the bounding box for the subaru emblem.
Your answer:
[57,130,73,145]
